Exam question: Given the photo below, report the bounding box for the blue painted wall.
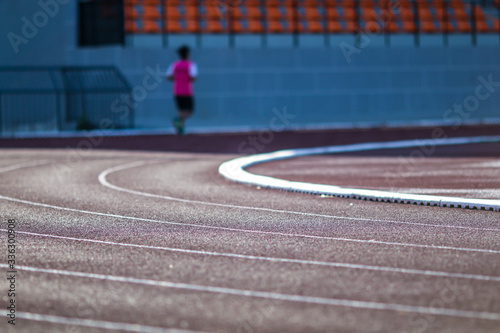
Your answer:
[1,1,499,133]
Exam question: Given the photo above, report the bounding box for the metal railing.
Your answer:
[0,66,132,135]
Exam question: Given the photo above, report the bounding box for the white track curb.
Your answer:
[219,136,500,212]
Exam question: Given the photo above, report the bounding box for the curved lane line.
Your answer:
[6,229,500,282]
[0,160,49,173]
[2,192,498,253]
[0,160,499,253]
[219,136,500,212]
[14,312,205,333]
[98,161,500,232]
[3,264,500,321]
[3,158,500,323]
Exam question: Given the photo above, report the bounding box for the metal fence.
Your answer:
[0,67,132,135]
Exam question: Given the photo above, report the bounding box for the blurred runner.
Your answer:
[166,45,198,135]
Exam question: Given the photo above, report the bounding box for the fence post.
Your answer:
[322,0,329,47]
[293,0,299,47]
[196,0,202,48]
[471,0,477,46]
[443,0,449,47]
[262,0,268,48]
[161,0,168,48]
[413,0,420,47]
[384,0,391,47]
[229,1,235,48]
[354,0,361,48]
[497,0,499,45]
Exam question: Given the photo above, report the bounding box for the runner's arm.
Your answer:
[166,64,174,81]
[189,63,198,82]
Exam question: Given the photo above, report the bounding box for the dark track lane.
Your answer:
[1,147,499,333]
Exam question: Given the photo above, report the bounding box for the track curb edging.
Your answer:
[219,136,500,212]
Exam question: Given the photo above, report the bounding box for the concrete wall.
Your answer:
[1,0,500,132]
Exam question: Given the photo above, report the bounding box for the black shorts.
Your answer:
[175,96,194,112]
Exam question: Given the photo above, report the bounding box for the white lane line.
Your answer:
[0,158,499,253]
[0,160,49,173]
[1,193,499,254]
[219,136,500,212]
[98,161,500,233]
[7,229,500,282]
[15,312,206,333]
[4,264,500,321]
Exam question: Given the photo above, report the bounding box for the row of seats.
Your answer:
[124,0,500,34]
[125,19,500,33]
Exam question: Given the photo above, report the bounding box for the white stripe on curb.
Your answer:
[219,136,500,212]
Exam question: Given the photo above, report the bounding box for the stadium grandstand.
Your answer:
[123,0,500,35]
[1,0,500,134]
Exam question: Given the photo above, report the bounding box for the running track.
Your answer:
[1,127,499,333]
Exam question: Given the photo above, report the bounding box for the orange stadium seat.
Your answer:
[205,6,222,19]
[267,20,288,32]
[185,20,199,33]
[361,8,378,21]
[494,19,500,32]
[339,0,356,8]
[165,5,181,19]
[472,7,486,21]
[247,19,264,33]
[204,20,225,33]
[448,0,465,8]
[228,20,245,33]
[142,6,161,19]
[325,7,341,20]
[266,7,283,20]
[344,20,358,32]
[164,19,182,33]
[306,20,324,33]
[433,8,450,20]
[475,20,490,32]
[400,8,414,20]
[246,6,262,19]
[282,6,297,20]
[241,0,262,5]
[124,5,140,19]
[266,7,294,20]
[397,0,413,8]
[417,8,433,21]
[420,20,438,32]
[227,7,244,20]
[327,20,343,32]
[303,0,322,7]
[303,7,321,20]
[386,21,400,32]
[183,5,199,20]
[359,0,376,8]
[342,8,357,20]
[455,20,471,32]
[452,8,468,20]
[263,0,279,7]
[415,0,430,8]
[141,20,161,33]
[439,21,454,32]
[402,20,417,32]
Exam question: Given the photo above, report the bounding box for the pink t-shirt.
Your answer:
[166,60,198,96]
